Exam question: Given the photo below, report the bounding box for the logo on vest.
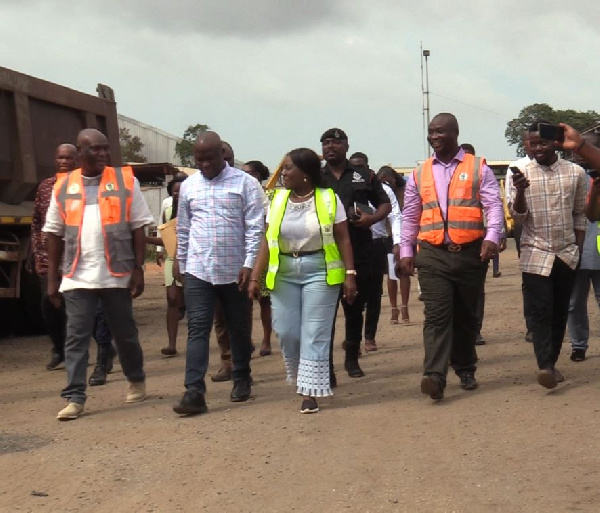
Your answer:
[323,224,332,234]
[459,173,468,181]
[352,172,365,183]
[68,184,79,194]
[105,182,115,191]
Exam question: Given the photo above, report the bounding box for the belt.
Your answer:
[280,250,323,258]
[425,239,482,253]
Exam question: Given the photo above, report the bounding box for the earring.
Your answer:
[303,177,307,182]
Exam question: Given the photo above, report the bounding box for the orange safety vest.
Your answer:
[414,153,485,245]
[54,166,135,278]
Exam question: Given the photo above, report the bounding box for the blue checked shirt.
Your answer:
[177,164,265,285]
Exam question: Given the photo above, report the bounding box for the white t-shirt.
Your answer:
[43,174,154,292]
[267,192,346,253]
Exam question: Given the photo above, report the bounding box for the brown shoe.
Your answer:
[553,368,565,383]
[537,369,557,389]
[364,339,377,352]
[211,365,232,382]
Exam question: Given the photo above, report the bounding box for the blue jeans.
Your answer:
[183,274,252,395]
[568,269,600,351]
[271,254,340,397]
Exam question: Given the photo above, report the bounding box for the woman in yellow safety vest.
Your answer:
[249,148,356,414]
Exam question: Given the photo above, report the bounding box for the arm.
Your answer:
[248,232,270,300]
[478,163,503,260]
[383,183,402,246]
[561,123,600,171]
[585,178,600,222]
[333,220,357,304]
[46,233,64,308]
[239,179,266,290]
[130,227,146,298]
[176,180,191,276]
[353,173,391,228]
[397,171,421,275]
[573,168,587,253]
[31,184,45,274]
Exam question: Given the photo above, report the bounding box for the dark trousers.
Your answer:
[476,268,489,335]
[364,238,389,340]
[94,303,113,347]
[62,288,145,404]
[184,274,252,395]
[39,274,66,357]
[416,241,488,387]
[341,264,372,347]
[522,258,575,370]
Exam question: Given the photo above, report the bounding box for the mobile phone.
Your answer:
[510,166,523,179]
[538,123,565,143]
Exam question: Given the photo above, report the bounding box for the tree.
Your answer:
[119,127,147,163]
[506,103,600,156]
[175,123,210,166]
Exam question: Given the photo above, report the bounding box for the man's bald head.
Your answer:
[76,128,109,176]
[55,143,77,173]
[194,131,226,179]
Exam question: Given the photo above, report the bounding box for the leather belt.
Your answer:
[424,240,482,253]
[280,250,323,258]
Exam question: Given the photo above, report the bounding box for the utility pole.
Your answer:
[421,43,431,159]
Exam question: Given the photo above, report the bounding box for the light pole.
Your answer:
[421,45,431,158]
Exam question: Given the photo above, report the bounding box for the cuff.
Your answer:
[399,245,414,259]
[483,231,501,246]
[243,256,256,269]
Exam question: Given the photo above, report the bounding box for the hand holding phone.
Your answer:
[510,166,529,190]
[538,123,565,144]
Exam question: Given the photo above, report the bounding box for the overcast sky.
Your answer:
[2,0,598,170]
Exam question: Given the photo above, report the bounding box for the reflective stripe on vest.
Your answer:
[414,154,485,245]
[265,188,345,290]
[55,166,135,278]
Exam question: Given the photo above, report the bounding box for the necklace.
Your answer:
[292,188,315,199]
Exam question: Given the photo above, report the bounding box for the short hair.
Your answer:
[167,172,188,196]
[287,148,324,188]
[377,166,405,189]
[432,112,459,132]
[349,151,368,165]
[460,143,476,155]
[244,160,270,181]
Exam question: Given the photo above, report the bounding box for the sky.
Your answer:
[2,0,599,171]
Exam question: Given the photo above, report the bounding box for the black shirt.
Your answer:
[322,161,390,265]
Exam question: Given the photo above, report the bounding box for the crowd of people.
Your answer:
[29,113,600,420]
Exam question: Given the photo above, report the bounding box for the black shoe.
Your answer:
[230,378,251,402]
[173,389,208,415]
[525,330,533,343]
[459,373,478,391]
[570,348,586,362]
[89,363,107,386]
[475,334,486,346]
[420,375,444,400]
[300,397,319,414]
[46,352,64,371]
[344,345,365,378]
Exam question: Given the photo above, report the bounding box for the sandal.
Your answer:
[161,347,177,357]
[401,305,410,323]
[390,307,399,324]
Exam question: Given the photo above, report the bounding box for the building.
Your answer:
[118,114,183,165]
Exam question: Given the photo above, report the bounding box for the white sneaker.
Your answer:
[57,402,84,421]
[126,381,146,403]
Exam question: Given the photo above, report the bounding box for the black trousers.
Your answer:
[416,241,488,387]
[39,274,66,357]
[522,258,575,370]
[364,237,389,340]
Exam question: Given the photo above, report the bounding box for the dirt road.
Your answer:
[2,243,600,512]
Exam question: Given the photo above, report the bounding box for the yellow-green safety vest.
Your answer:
[265,188,345,290]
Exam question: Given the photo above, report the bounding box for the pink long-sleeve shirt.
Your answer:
[400,148,504,258]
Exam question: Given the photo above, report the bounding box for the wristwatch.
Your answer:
[346,270,357,276]
[134,264,145,271]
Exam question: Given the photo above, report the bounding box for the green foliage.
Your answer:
[175,123,210,166]
[119,127,147,163]
[506,104,600,156]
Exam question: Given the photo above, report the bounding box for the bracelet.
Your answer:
[249,279,260,283]
[345,270,357,276]
[576,139,586,152]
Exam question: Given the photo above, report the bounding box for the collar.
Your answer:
[322,160,355,176]
[432,148,465,166]
[200,162,229,181]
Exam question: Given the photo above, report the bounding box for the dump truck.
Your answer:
[0,66,121,336]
